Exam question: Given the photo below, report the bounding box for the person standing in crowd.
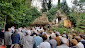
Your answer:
[49,34,57,48]
[62,31,68,39]
[72,33,76,39]
[11,29,20,48]
[0,29,4,45]
[18,28,24,48]
[62,34,69,46]
[4,28,12,48]
[57,37,69,48]
[39,30,43,37]
[11,26,15,33]
[22,30,34,48]
[39,34,51,48]
[33,33,43,48]
[70,39,78,48]
[68,35,72,47]
[22,27,26,36]
[80,34,85,48]
[54,32,60,46]
[75,36,84,48]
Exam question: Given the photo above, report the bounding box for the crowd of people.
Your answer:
[0,26,85,48]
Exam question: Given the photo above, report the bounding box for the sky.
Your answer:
[52,0,74,8]
[31,0,85,11]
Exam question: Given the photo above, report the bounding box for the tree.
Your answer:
[47,0,52,10]
[0,0,41,30]
[25,0,32,8]
[60,0,70,15]
[68,0,85,31]
[42,0,48,12]
[80,0,85,3]
[46,7,58,21]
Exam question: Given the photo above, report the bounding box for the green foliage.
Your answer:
[58,23,63,28]
[42,0,48,12]
[0,0,41,28]
[51,27,57,31]
[74,27,84,33]
[68,12,76,26]
[51,27,69,34]
[56,28,69,34]
[46,7,58,21]
[25,0,32,8]
[47,0,52,10]
[80,0,85,3]
[60,0,70,15]
[16,7,41,27]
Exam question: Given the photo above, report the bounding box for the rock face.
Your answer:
[51,10,68,28]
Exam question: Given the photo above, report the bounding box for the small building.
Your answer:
[30,12,50,30]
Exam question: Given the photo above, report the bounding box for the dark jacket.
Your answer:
[81,40,85,48]
[11,34,20,44]
[0,32,4,39]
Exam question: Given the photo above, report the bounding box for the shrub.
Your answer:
[51,27,69,34]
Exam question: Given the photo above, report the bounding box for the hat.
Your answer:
[62,34,66,38]
[63,31,66,34]
[60,37,67,44]
[56,32,60,36]
[50,33,56,39]
[26,30,31,35]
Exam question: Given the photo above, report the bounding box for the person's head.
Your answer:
[68,35,72,39]
[40,30,43,33]
[24,27,26,30]
[50,34,56,39]
[62,34,66,38]
[8,28,11,32]
[26,31,31,36]
[54,30,56,33]
[56,32,60,36]
[33,32,37,36]
[70,39,78,46]
[14,29,18,34]
[42,34,47,41]
[18,28,22,32]
[63,31,66,34]
[12,26,15,29]
[12,29,18,37]
[75,36,82,42]
[55,32,59,37]
[79,34,84,39]
[60,37,67,44]
[73,33,76,36]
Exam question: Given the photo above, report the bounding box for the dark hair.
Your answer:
[12,29,18,37]
[42,34,47,41]
[33,33,37,36]
[55,33,59,37]
[80,34,84,39]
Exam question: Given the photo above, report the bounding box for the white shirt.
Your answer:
[39,42,51,48]
[77,42,84,48]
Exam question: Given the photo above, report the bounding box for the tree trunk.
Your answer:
[3,15,6,31]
